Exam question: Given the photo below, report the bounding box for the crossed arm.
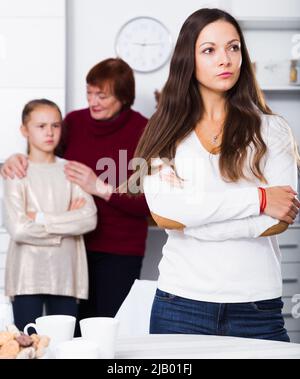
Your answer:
[144,119,298,241]
[150,213,288,237]
[4,179,97,245]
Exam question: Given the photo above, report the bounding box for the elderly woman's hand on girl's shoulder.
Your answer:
[64,161,113,201]
[0,154,28,180]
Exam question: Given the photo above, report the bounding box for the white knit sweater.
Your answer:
[144,115,298,303]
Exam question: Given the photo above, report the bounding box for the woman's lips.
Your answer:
[217,72,233,78]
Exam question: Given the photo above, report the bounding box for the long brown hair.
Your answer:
[126,8,273,194]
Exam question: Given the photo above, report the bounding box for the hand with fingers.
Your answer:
[159,171,184,189]
[158,165,300,226]
[68,198,86,211]
[64,161,113,201]
[0,154,28,179]
[27,212,37,221]
[264,186,300,225]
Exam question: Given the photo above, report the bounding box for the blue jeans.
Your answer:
[150,289,290,342]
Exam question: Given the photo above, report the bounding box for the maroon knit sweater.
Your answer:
[63,108,150,256]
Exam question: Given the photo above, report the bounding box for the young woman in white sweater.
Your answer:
[126,9,300,341]
[4,99,97,331]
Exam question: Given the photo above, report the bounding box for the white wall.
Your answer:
[0,0,66,296]
[66,0,300,118]
[0,0,66,162]
[230,0,300,17]
[66,0,300,280]
[66,0,230,117]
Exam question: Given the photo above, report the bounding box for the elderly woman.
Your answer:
[1,58,150,322]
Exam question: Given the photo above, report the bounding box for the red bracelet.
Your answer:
[259,187,267,214]
[260,188,267,214]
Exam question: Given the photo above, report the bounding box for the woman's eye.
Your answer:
[230,44,240,52]
[203,48,214,54]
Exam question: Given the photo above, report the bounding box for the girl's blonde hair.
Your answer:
[22,99,62,124]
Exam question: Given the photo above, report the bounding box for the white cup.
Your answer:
[24,315,76,348]
[79,317,119,359]
[55,339,100,359]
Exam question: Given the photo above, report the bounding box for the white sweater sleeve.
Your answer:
[144,168,260,229]
[184,115,298,240]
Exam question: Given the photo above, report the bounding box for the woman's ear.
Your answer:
[20,124,28,138]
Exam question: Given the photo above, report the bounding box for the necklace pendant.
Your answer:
[212,135,218,144]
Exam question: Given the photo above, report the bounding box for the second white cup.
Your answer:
[79,317,119,359]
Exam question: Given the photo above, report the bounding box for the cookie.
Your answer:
[0,340,20,359]
[35,336,50,359]
[16,347,36,360]
[0,332,14,347]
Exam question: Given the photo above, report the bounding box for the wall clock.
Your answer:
[115,16,173,73]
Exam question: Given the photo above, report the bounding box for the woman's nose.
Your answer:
[218,50,232,66]
[88,95,98,106]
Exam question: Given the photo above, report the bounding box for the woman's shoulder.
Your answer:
[26,158,68,178]
[27,157,67,167]
[3,176,26,193]
[260,113,293,143]
[55,157,68,165]
[261,113,291,133]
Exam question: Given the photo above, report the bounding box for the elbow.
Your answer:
[9,226,26,243]
[90,215,98,231]
[82,214,98,234]
[260,221,289,237]
[274,221,289,235]
[151,212,167,229]
[151,212,185,230]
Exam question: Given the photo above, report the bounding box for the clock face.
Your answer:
[115,17,173,73]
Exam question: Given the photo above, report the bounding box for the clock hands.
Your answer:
[132,42,163,46]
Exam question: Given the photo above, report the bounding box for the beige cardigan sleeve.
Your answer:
[42,183,98,236]
[4,178,62,246]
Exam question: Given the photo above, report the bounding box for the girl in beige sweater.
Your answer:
[3,99,97,332]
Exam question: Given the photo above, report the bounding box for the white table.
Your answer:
[115,334,300,359]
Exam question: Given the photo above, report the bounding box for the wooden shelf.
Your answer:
[290,224,300,230]
[238,17,300,30]
[261,86,300,92]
